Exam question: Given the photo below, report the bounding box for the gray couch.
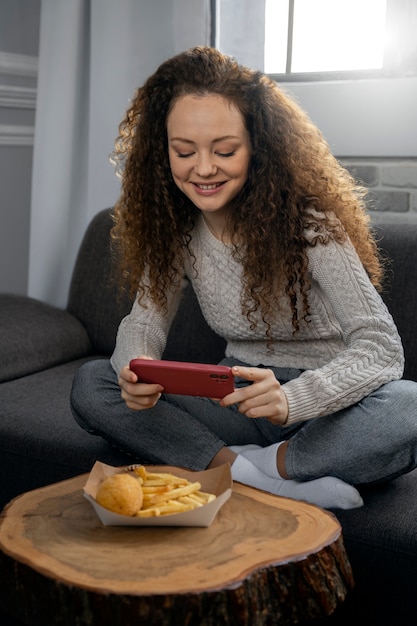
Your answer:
[1,208,417,625]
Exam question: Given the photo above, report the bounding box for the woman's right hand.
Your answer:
[118,359,163,410]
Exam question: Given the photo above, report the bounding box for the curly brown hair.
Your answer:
[110,46,383,335]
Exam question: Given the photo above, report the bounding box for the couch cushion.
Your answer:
[0,357,136,510]
[329,470,417,625]
[0,294,92,383]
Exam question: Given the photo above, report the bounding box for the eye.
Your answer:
[217,150,236,157]
[176,151,195,158]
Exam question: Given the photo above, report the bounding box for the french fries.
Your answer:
[134,466,216,517]
[97,466,216,517]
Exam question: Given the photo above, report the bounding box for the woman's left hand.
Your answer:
[220,365,289,425]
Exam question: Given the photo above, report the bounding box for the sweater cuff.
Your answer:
[282,377,323,425]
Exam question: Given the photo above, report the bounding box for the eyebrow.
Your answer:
[169,135,241,144]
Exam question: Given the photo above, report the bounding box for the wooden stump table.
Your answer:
[0,473,353,626]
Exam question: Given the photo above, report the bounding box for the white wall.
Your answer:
[2,0,417,301]
[0,0,40,295]
[285,77,417,158]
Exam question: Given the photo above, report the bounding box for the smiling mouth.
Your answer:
[194,182,225,191]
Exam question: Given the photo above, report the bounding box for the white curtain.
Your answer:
[29,0,210,308]
[217,0,265,70]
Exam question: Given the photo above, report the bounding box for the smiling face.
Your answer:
[167,94,251,227]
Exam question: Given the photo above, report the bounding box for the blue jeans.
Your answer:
[70,358,417,485]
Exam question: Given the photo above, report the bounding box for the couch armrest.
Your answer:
[0,294,93,382]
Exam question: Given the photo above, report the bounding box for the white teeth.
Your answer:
[197,183,222,190]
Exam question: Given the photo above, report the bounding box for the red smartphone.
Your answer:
[129,359,235,398]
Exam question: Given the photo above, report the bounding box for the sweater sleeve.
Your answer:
[282,237,404,425]
[110,278,188,376]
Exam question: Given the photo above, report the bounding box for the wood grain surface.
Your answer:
[0,472,354,625]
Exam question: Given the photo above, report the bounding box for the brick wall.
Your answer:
[341,158,417,223]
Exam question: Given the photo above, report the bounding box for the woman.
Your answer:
[71,46,417,510]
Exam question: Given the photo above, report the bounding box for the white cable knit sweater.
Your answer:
[111,215,404,425]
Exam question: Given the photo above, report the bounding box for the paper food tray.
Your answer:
[84,460,232,527]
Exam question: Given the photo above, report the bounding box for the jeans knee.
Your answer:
[381,379,417,442]
[70,359,113,430]
[70,364,90,428]
[389,378,417,410]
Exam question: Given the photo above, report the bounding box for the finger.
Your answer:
[239,388,289,424]
[120,365,138,384]
[232,365,270,382]
[133,394,162,410]
[239,397,277,418]
[220,388,243,407]
[238,401,286,425]
[222,376,277,408]
[123,390,162,410]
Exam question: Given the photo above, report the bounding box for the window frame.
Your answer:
[213,0,417,82]
[211,0,417,159]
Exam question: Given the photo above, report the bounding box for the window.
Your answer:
[265,0,387,75]
[213,0,417,81]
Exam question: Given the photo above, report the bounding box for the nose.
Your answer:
[194,153,217,177]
